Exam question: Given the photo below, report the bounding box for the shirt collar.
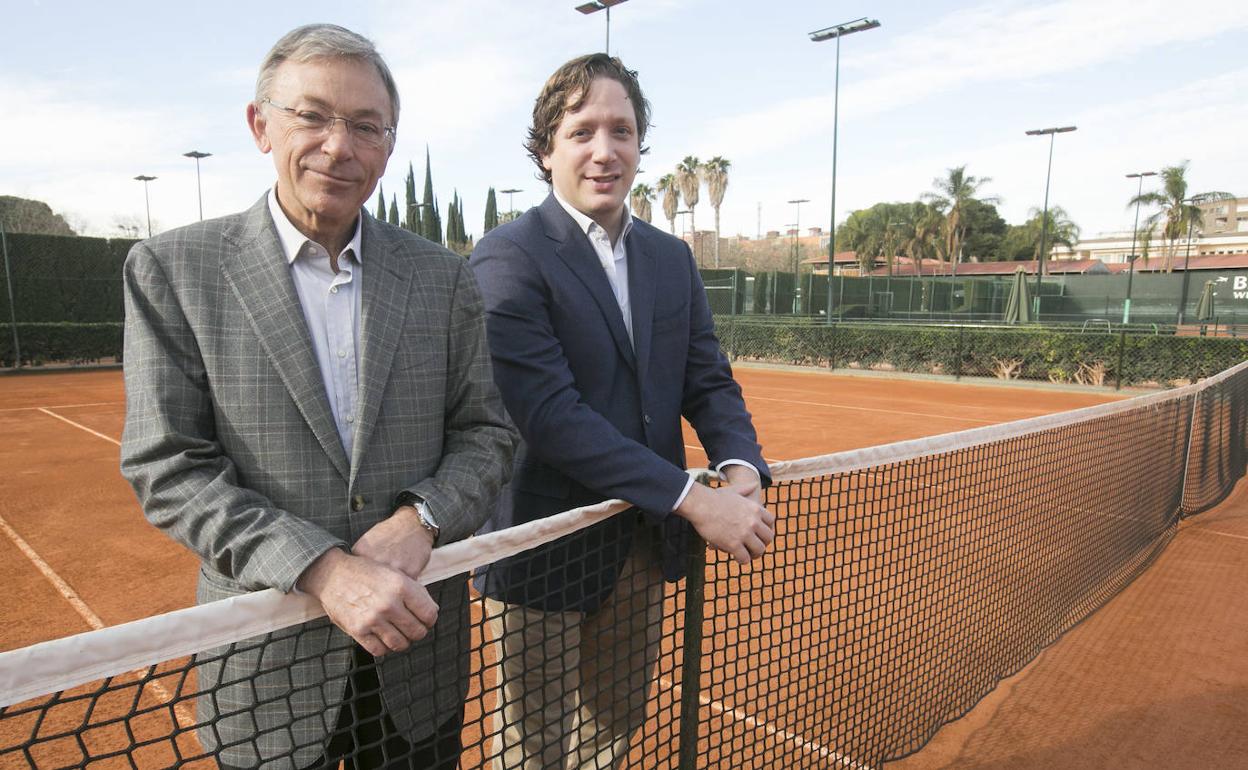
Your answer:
[552,189,633,246]
[267,186,363,266]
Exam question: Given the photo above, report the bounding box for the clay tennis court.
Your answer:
[1,365,1245,767]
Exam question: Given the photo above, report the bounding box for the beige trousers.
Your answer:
[484,532,665,770]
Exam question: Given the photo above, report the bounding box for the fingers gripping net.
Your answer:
[2,361,1246,768]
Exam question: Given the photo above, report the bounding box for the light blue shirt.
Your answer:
[267,188,362,459]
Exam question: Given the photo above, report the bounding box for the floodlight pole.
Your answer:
[1123,171,1157,325]
[1,217,20,367]
[788,197,809,269]
[183,151,211,221]
[133,175,157,238]
[1024,126,1076,321]
[499,188,523,221]
[575,0,628,55]
[810,17,881,324]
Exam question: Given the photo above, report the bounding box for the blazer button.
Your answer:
[643,414,652,425]
[350,495,366,512]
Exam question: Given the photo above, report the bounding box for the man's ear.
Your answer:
[246,102,272,154]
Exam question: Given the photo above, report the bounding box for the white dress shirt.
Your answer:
[267,188,362,459]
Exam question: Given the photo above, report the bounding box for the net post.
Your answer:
[1178,390,1201,517]
[1115,327,1127,390]
[677,530,707,770]
[955,324,965,381]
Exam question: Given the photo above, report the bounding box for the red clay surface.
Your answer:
[4,366,1244,767]
[886,482,1248,770]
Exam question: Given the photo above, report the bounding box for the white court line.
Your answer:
[0,401,123,414]
[6,411,194,727]
[747,395,999,425]
[657,676,870,769]
[37,407,121,446]
[0,514,107,631]
[1193,528,1248,542]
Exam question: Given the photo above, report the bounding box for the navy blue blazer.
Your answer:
[470,195,769,611]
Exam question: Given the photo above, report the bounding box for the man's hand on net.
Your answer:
[353,505,435,580]
[675,478,775,564]
[296,548,439,657]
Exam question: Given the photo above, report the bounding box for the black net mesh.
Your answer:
[3,362,1246,769]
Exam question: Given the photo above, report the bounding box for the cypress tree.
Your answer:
[454,191,466,245]
[376,184,386,222]
[421,147,442,245]
[404,162,418,232]
[484,187,498,233]
[388,194,399,227]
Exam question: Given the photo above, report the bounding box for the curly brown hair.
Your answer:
[525,53,651,184]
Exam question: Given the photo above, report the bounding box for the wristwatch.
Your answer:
[394,491,440,544]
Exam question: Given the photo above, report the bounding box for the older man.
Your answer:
[120,24,516,770]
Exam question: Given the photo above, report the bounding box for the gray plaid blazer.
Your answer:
[120,194,516,768]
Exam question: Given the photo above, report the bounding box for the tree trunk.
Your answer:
[714,207,721,268]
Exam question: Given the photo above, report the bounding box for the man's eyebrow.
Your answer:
[296,95,386,120]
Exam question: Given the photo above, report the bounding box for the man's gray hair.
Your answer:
[255,24,401,126]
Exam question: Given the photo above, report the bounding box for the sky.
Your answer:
[3,0,1246,243]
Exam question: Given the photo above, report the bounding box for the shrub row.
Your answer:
[715,320,1248,388]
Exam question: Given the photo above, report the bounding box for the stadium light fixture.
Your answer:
[1123,170,1158,324]
[575,0,629,55]
[499,188,523,221]
[1024,126,1076,320]
[133,175,157,238]
[810,17,881,323]
[182,151,211,221]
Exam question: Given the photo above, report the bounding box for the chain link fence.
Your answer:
[716,318,1248,390]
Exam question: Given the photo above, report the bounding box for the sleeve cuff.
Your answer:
[671,476,695,511]
[715,459,761,480]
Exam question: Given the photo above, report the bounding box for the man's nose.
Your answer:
[590,131,614,163]
[321,119,356,159]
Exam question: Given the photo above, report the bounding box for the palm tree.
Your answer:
[923,165,999,271]
[657,174,680,235]
[840,208,885,274]
[1128,162,1233,272]
[676,156,701,240]
[1025,205,1081,261]
[630,183,654,224]
[702,157,731,268]
[905,202,945,273]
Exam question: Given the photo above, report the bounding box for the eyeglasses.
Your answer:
[261,98,396,149]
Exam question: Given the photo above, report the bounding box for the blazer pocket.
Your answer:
[652,306,688,333]
[197,565,247,600]
[513,461,571,499]
[395,347,443,373]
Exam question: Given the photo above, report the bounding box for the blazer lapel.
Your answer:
[219,197,351,481]
[349,215,413,483]
[625,224,657,386]
[539,197,637,372]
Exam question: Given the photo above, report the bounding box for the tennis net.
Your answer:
[2,359,1245,769]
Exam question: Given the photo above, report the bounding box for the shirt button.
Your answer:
[346,415,355,424]
[643,414,652,425]
[350,495,366,512]
[330,286,339,294]
[338,350,347,358]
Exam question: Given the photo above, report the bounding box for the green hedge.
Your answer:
[716,319,1248,388]
[0,232,135,324]
[0,322,123,367]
